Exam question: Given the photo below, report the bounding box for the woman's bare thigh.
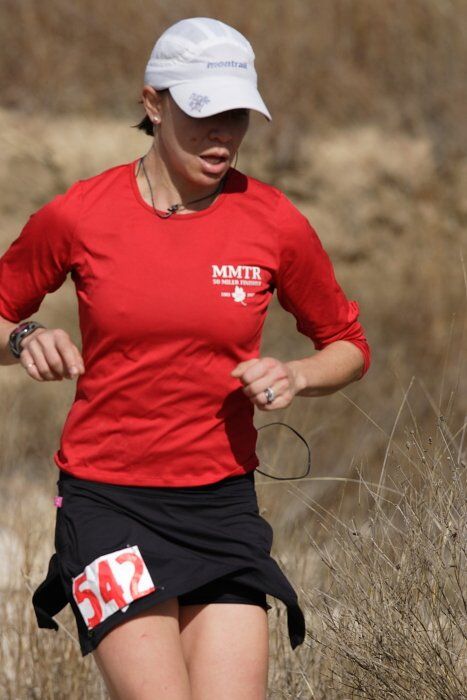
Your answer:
[92,597,191,700]
[179,602,269,700]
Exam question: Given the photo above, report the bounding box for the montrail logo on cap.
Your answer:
[206,61,248,70]
[143,17,272,121]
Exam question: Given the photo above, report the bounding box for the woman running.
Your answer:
[0,17,371,700]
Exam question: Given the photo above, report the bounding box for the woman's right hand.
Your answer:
[19,328,85,382]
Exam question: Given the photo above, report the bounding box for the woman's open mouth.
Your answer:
[199,153,229,174]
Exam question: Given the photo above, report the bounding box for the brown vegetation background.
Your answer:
[0,1,465,698]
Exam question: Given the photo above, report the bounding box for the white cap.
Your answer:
[144,17,272,121]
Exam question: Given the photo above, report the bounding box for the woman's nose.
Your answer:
[208,127,233,143]
[208,118,234,142]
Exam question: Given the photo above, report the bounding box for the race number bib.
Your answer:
[72,545,157,629]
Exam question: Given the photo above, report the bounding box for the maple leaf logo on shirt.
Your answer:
[232,286,247,305]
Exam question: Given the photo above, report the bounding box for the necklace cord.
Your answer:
[138,156,226,218]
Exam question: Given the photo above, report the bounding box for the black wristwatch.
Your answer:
[8,321,46,358]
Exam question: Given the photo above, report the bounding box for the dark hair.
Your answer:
[133,113,154,136]
[132,88,168,137]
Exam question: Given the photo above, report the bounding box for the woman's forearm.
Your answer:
[287,340,366,397]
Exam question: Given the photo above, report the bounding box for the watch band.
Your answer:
[8,321,46,358]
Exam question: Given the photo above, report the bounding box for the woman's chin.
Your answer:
[190,166,229,189]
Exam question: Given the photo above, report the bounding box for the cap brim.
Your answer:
[169,78,272,121]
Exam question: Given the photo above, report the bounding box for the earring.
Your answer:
[153,116,160,124]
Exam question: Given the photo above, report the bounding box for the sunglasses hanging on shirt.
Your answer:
[255,422,311,481]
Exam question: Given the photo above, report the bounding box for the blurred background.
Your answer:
[0,1,465,697]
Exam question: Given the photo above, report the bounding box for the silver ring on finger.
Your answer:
[26,362,36,368]
[264,386,276,404]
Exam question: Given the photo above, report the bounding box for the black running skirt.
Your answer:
[32,469,306,656]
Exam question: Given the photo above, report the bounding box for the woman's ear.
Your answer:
[141,85,164,123]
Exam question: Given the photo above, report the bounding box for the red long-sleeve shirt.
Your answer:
[0,160,371,486]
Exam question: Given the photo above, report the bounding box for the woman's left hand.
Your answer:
[230,357,301,410]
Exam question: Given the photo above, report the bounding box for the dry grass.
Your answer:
[293,403,466,698]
